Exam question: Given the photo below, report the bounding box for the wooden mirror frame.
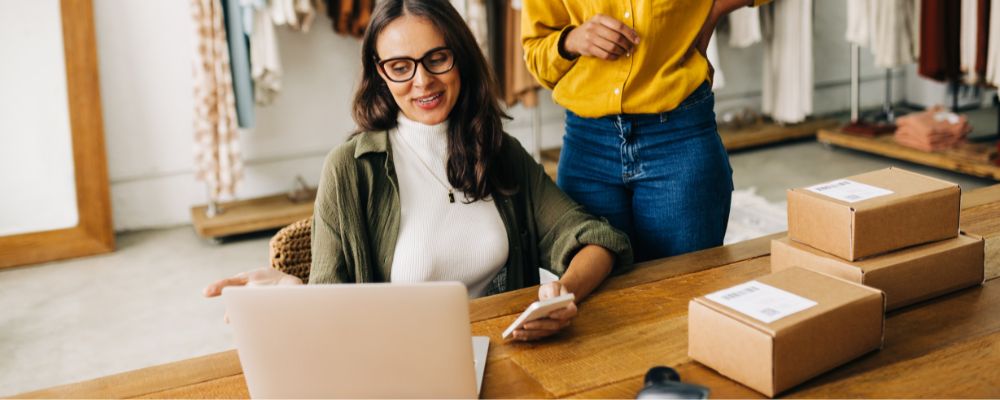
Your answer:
[0,0,114,269]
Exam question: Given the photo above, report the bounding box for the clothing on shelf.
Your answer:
[727,5,761,48]
[191,0,244,200]
[845,0,870,46]
[222,0,255,128]
[919,0,961,82]
[960,0,991,84]
[894,106,971,152]
[707,32,724,89]
[975,0,990,82]
[962,0,979,83]
[761,0,813,124]
[502,1,539,107]
[845,0,919,69]
[322,0,372,37]
[244,0,282,105]
[871,0,919,68]
[271,0,317,32]
[985,0,1000,85]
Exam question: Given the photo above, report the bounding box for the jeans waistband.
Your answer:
[568,81,713,124]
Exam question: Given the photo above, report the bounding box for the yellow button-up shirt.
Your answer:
[522,0,769,118]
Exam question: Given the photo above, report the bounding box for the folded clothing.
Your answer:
[894,106,972,152]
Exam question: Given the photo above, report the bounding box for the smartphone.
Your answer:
[501,293,576,339]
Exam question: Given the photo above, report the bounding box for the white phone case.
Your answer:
[502,293,576,339]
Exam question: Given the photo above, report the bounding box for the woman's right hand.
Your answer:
[561,14,640,61]
[203,267,304,298]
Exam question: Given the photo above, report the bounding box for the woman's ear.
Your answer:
[373,64,391,86]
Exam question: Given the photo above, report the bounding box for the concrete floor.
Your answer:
[1,110,997,395]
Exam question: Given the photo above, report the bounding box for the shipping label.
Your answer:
[705,281,818,324]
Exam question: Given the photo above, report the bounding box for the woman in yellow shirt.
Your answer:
[522,0,768,261]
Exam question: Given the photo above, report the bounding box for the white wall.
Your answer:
[93,0,920,231]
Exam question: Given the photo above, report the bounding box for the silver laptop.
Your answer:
[223,282,489,398]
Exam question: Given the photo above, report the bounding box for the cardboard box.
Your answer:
[962,231,1000,281]
[688,268,884,397]
[771,235,984,311]
[787,167,960,261]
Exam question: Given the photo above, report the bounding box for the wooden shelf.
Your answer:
[719,118,839,151]
[190,190,316,239]
[817,128,1000,181]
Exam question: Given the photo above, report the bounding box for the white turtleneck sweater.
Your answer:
[388,115,509,298]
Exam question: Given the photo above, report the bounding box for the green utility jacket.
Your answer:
[309,130,633,292]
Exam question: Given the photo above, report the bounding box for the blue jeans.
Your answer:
[558,83,733,262]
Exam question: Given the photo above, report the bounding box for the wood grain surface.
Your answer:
[16,186,1000,399]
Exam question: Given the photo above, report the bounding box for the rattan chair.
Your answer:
[269,218,313,281]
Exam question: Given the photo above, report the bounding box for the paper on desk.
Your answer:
[705,281,817,324]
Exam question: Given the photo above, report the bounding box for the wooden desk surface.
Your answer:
[18,186,1000,399]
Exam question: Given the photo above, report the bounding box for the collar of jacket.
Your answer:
[352,130,389,158]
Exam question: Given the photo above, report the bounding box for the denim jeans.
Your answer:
[558,82,733,262]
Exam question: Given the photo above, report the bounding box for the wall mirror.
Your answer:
[0,0,114,269]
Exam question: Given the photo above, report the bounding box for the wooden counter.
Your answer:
[18,186,1000,399]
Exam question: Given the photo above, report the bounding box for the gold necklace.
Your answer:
[394,129,457,203]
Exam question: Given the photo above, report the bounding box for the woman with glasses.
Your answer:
[205,0,632,341]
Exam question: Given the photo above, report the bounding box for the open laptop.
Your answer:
[222,282,489,398]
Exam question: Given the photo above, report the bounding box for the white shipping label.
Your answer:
[806,179,893,203]
[705,281,818,324]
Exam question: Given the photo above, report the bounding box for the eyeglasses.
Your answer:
[376,47,455,83]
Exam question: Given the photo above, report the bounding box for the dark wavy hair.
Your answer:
[352,0,514,202]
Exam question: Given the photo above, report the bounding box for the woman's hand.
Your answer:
[510,281,578,341]
[561,14,640,61]
[203,267,303,298]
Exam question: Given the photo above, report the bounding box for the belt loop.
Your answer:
[659,111,668,123]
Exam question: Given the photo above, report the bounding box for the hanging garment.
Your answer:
[470,0,491,63]
[976,0,990,80]
[920,0,961,82]
[961,0,979,83]
[761,0,813,124]
[349,0,372,36]
[191,0,244,200]
[246,0,282,105]
[870,0,919,68]
[845,0,870,46]
[728,5,761,48]
[271,0,316,32]
[987,0,1000,85]
[707,32,724,89]
[846,1,919,68]
[322,0,369,37]
[502,1,539,107]
[221,0,255,128]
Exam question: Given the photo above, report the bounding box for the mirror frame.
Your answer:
[0,0,114,269]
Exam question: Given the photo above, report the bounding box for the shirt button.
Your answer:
[624,11,631,18]
[614,88,621,95]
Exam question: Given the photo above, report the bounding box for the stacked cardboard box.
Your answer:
[776,167,984,311]
[689,168,985,397]
[689,268,884,397]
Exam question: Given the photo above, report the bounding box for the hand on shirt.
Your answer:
[509,281,579,341]
[561,14,640,61]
